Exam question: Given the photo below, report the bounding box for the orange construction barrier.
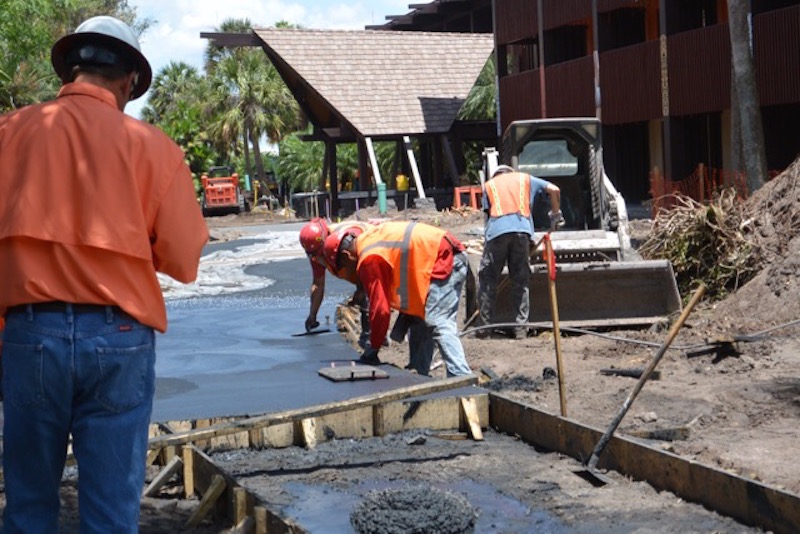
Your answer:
[453,185,483,209]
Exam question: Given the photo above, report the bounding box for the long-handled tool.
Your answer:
[543,234,567,417]
[575,283,706,486]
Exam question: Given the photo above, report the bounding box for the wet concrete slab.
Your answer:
[153,244,432,423]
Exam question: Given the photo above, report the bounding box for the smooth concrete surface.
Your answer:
[152,233,431,423]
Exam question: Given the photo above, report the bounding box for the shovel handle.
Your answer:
[587,284,706,470]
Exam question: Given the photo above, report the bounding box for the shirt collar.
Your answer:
[57,82,119,109]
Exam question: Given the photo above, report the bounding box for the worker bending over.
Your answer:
[325,221,472,377]
[299,218,371,346]
[478,164,562,339]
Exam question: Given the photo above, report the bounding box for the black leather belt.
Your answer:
[7,302,120,314]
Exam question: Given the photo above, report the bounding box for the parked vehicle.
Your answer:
[200,166,249,217]
[469,118,682,328]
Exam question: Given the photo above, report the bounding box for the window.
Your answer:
[518,139,578,177]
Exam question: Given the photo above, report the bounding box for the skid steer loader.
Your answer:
[466,118,681,328]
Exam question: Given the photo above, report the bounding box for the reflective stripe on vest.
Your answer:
[356,221,445,317]
[486,172,531,218]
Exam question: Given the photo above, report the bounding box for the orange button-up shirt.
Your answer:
[0,82,209,332]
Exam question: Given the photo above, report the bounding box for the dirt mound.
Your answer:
[706,157,800,331]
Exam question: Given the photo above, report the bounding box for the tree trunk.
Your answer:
[727,0,767,193]
[242,130,253,182]
[248,123,266,183]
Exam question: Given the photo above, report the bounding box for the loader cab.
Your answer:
[501,119,605,232]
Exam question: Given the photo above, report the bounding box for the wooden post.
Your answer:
[183,445,195,498]
[234,486,248,525]
[254,506,268,534]
[373,404,386,437]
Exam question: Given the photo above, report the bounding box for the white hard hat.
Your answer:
[492,164,515,177]
[51,16,152,99]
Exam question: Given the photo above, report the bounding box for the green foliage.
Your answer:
[140,61,221,187]
[458,56,496,121]
[0,0,152,112]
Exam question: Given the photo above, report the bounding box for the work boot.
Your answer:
[357,346,381,366]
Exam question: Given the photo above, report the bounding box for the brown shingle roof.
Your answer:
[252,28,494,137]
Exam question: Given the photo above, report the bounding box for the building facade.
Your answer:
[494,0,800,201]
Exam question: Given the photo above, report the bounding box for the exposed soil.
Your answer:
[203,175,800,531]
[9,161,800,531]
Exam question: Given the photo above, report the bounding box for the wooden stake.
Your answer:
[460,397,484,441]
[142,455,183,497]
[185,474,227,528]
[254,506,268,534]
[183,445,195,498]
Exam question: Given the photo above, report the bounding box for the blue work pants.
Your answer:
[2,304,155,534]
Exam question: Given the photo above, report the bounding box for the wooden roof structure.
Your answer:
[249,28,493,140]
[202,27,495,212]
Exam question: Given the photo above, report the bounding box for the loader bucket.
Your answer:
[465,257,682,329]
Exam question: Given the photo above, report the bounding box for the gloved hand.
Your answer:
[548,210,566,231]
[305,315,320,332]
[358,346,381,365]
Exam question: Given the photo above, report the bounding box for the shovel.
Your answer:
[575,284,706,486]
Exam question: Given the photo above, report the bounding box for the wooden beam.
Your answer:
[199,32,262,48]
[441,134,460,184]
[185,474,227,528]
[489,392,800,533]
[149,375,478,449]
[143,455,183,497]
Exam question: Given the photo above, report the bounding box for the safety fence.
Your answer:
[648,164,760,216]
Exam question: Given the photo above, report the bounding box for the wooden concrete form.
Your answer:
[489,391,800,534]
[149,384,800,533]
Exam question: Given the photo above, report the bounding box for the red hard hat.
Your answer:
[299,218,329,256]
[323,225,364,273]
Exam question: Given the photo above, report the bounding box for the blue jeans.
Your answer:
[408,253,472,377]
[2,304,156,534]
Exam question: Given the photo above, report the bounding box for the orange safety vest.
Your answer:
[356,221,446,318]
[485,172,531,218]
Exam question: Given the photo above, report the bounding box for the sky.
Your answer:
[126,0,413,118]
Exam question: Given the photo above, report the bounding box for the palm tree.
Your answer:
[141,61,220,182]
[205,18,300,185]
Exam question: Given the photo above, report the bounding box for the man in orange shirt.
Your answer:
[0,16,208,533]
[325,221,472,377]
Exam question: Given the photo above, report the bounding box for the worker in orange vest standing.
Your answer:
[324,221,472,377]
[299,218,371,346]
[478,164,563,339]
[0,16,208,532]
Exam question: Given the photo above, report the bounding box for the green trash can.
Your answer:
[377,182,387,214]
